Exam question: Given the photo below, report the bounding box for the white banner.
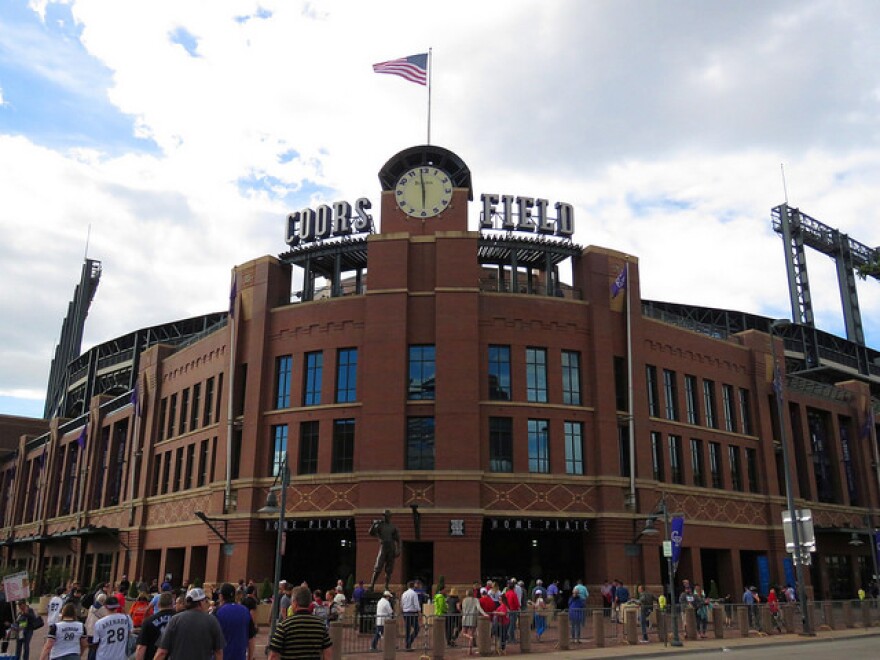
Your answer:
[3,571,30,601]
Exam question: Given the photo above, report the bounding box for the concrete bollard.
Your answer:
[329,621,343,660]
[737,607,749,636]
[520,607,532,653]
[824,600,835,630]
[432,616,445,657]
[593,610,605,647]
[685,607,697,640]
[383,618,397,660]
[557,611,570,650]
[842,601,854,628]
[861,600,872,628]
[783,603,795,632]
[712,605,724,638]
[657,610,668,643]
[625,609,638,644]
[477,617,491,656]
[760,605,772,633]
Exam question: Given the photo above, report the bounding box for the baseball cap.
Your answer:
[104,596,120,610]
[186,587,207,602]
[383,590,393,597]
[480,587,488,594]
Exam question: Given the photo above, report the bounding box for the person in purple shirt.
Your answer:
[214,583,256,660]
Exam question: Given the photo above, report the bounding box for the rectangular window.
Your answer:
[303,352,323,406]
[739,388,752,436]
[651,431,665,481]
[488,345,511,400]
[158,397,168,442]
[839,416,858,505]
[335,348,358,403]
[669,435,683,484]
[745,447,759,494]
[298,421,319,475]
[690,438,704,487]
[184,444,195,490]
[190,383,201,432]
[406,417,435,470]
[275,355,293,409]
[619,425,631,478]
[709,441,722,488]
[167,393,177,439]
[562,350,582,406]
[729,445,742,491]
[722,384,737,433]
[564,421,584,475]
[271,425,288,477]
[151,452,161,497]
[489,417,513,472]
[173,446,184,492]
[685,375,699,425]
[526,348,548,403]
[215,373,224,425]
[528,419,550,473]
[203,377,215,427]
[198,439,209,487]
[703,380,717,429]
[162,451,171,494]
[179,388,189,435]
[646,365,659,417]
[663,369,678,421]
[408,345,436,400]
[332,419,355,473]
[91,428,109,509]
[613,356,628,412]
[107,422,127,506]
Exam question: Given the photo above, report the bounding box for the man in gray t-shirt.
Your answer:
[154,588,224,660]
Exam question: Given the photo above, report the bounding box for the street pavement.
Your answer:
[18,610,880,659]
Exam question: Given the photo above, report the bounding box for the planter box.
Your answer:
[255,602,272,627]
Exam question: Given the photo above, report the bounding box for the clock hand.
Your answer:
[420,171,426,208]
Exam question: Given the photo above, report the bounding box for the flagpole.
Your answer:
[427,48,433,145]
[225,272,238,514]
[128,380,142,527]
[625,261,636,508]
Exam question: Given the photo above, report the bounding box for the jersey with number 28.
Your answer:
[93,613,133,660]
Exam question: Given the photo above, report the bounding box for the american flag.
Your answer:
[373,53,428,86]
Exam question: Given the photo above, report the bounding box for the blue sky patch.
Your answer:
[169,26,200,57]
[0,1,157,155]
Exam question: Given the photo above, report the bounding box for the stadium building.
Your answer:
[1,145,878,600]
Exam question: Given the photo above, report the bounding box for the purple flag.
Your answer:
[861,405,874,439]
[229,274,237,318]
[671,515,685,573]
[611,265,627,298]
[875,530,880,573]
[130,382,142,418]
[772,363,783,399]
[76,424,87,449]
[373,53,428,86]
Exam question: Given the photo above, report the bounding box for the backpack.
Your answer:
[313,603,329,622]
[30,611,44,630]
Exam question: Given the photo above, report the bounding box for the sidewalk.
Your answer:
[250,619,880,659]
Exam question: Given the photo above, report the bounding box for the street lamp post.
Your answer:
[769,319,813,635]
[639,494,682,647]
[259,457,290,645]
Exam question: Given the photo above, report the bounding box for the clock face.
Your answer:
[394,166,453,218]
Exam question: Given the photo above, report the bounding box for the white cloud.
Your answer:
[2,0,880,415]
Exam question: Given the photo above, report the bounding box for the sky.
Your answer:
[2,0,880,418]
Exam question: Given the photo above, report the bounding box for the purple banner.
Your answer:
[874,530,880,572]
[671,516,685,572]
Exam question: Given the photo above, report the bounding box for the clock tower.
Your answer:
[377,145,473,236]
